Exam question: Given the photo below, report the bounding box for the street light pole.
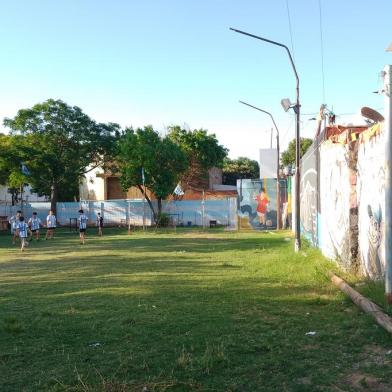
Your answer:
[230,27,301,250]
[238,100,281,230]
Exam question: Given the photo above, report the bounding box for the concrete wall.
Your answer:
[79,167,106,201]
[319,141,352,268]
[298,123,385,278]
[357,126,385,278]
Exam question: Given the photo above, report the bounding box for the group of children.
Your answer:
[9,209,104,251]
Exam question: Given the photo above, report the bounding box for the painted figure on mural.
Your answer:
[367,204,382,277]
[254,188,269,227]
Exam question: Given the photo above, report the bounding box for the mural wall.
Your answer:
[300,142,319,246]
[319,141,351,267]
[357,125,385,278]
[237,179,278,230]
[298,123,385,278]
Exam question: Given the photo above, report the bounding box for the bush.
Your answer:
[157,213,170,227]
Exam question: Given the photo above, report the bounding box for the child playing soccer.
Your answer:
[9,210,22,245]
[78,209,88,244]
[45,210,56,240]
[28,212,42,241]
[16,216,31,251]
[96,212,103,237]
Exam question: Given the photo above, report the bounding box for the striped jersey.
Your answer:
[9,215,19,231]
[78,214,88,229]
[47,215,56,228]
[28,217,41,230]
[18,222,29,238]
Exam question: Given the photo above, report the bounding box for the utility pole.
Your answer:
[384,65,392,303]
[231,28,300,249]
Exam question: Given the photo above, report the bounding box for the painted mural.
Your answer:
[237,179,277,230]
[300,142,318,246]
[318,142,352,269]
[297,122,386,279]
[357,125,385,278]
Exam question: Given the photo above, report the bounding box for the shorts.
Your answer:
[47,227,56,230]
[79,228,86,233]
[32,229,39,233]
[257,211,266,217]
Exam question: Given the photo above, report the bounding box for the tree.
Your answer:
[222,157,260,185]
[3,99,119,213]
[281,138,313,167]
[0,134,28,205]
[116,126,188,221]
[167,126,228,189]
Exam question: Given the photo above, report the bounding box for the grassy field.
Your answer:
[1,228,392,391]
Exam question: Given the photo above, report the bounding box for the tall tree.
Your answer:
[222,157,260,185]
[117,126,188,221]
[3,99,119,213]
[167,126,228,189]
[281,138,313,167]
[0,134,27,205]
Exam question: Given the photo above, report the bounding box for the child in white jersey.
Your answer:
[16,216,31,251]
[9,210,22,245]
[78,209,88,245]
[28,212,42,241]
[45,210,56,240]
[96,212,103,237]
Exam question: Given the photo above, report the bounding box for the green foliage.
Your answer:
[116,126,188,219]
[168,126,228,170]
[168,126,228,189]
[222,156,259,185]
[157,212,170,227]
[281,137,313,167]
[3,99,119,208]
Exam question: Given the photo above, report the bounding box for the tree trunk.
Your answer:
[50,183,58,215]
[157,198,162,217]
[137,185,157,222]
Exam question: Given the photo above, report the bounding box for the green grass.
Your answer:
[1,228,392,391]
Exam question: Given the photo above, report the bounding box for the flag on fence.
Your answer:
[173,183,184,196]
[21,163,30,176]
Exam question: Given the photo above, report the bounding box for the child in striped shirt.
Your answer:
[16,216,31,251]
[9,210,22,245]
[78,209,88,245]
[28,212,42,241]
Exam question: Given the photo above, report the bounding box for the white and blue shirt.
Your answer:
[78,214,88,229]
[28,217,41,231]
[18,222,29,238]
[9,215,19,231]
[47,215,56,228]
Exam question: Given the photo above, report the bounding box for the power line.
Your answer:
[318,0,326,104]
[285,0,295,61]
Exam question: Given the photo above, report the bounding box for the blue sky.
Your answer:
[0,1,391,159]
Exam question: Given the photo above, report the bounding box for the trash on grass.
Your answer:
[89,342,102,347]
[305,331,317,336]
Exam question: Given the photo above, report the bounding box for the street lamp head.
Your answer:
[281,98,292,112]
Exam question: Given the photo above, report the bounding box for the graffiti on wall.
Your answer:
[357,129,385,278]
[319,143,351,266]
[237,179,277,230]
[300,142,318,245]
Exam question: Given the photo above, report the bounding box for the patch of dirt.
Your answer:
[343,373,391,392]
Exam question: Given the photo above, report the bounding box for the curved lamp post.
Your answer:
[230,27,301,251]
[239,100,281,230]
